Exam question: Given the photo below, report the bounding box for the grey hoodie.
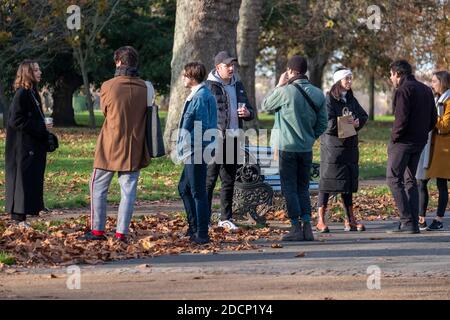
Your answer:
[207,70,239,132]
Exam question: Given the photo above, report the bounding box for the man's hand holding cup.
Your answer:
[237,102,250,118]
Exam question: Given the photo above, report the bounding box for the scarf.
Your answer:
[288,74,309,84]
[437,89,450,111]
[114,66,139,77]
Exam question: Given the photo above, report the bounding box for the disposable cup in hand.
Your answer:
[45,117,53,126]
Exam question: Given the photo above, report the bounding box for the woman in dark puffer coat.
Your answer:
[316,68,368,233]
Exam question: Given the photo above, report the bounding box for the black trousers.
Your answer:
[318,192,353,208]
[206,137,243,221]
[11,213,27,222]
[418,178,449,218]
[386,142,424,227]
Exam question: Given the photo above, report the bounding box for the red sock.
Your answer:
[115,232,125,239]
[92,230,105,236]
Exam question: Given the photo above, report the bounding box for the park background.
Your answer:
[0,0,448,214]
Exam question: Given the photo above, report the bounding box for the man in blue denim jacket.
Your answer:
[177,62,217,244]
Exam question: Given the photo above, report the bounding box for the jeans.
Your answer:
[386,142,424,226]
[90,169,140,234]
[178,163,209,237]
[418,178,449,218]
[279,150,313,223]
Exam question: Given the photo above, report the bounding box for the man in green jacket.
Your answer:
[262,55,327,241]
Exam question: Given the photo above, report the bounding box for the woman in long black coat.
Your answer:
[316,68,368,233]
[5,60,50,226]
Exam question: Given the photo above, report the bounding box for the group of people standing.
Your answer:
[4,45,450,244]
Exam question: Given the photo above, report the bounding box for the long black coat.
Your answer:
[5,87,48,215]
[319,90,368,193]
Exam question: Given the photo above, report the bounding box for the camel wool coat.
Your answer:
[93,76,151,171]
[427,98,450,179]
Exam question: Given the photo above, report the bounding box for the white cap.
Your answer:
[333,69,352,84]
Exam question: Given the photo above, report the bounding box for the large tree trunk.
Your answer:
[237,0,263,130]
[368,71,375,121]
[52,73,83,126]
[164,0,242,152]
[306,53,329,89]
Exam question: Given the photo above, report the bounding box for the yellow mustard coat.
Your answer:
[427,98,450,179]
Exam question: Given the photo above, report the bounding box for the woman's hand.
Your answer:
[353,118,360,128]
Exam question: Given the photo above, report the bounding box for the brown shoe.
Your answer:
[315,206,330,233]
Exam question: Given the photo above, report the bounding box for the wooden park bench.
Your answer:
[233,145,320,224]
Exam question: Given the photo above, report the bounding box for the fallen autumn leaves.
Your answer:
[0,214,284,268]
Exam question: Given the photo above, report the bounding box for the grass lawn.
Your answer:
[0,111,394,211]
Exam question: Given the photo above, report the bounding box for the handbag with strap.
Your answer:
[337,107,357,139]
[145,81,165,158]
[30,90,59,153]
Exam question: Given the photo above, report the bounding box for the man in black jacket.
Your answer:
[205,51,255,230]
[386,60,437,233]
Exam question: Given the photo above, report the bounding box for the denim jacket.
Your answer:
[176,84,218,163]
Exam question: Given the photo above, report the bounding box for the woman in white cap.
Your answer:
[316,68,368,232]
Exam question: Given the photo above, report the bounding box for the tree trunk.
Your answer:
[74,47,96,128]
[52,73,83,126]
[237,0,263,130]
[368,71,375,121]
[164,0,242,152]
[80,65,96,128]
[306,53,329,89]
[275,45,288,82]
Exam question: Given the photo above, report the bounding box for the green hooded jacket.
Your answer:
[262,79,327,152]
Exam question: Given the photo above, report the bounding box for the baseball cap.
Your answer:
[214,51,238,66]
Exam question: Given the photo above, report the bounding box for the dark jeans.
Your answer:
[386,142,424,227]
[279,150,313,222]
[206,137,242,221]
[178,163,209,237]
[418,178,449,218]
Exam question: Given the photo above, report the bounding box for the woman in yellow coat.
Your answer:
[418,70,450,230]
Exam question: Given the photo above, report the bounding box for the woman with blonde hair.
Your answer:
[5,60,52,227]
[417,70,450,230]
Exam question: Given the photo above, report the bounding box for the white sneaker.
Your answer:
[17,221,32,229]
[218,219,239,231]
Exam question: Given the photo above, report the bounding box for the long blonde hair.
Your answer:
[13,59,38,90]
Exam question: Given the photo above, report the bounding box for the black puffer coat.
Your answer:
[319,90,368,193]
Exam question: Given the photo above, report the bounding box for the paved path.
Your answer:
[1,215,449,299]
